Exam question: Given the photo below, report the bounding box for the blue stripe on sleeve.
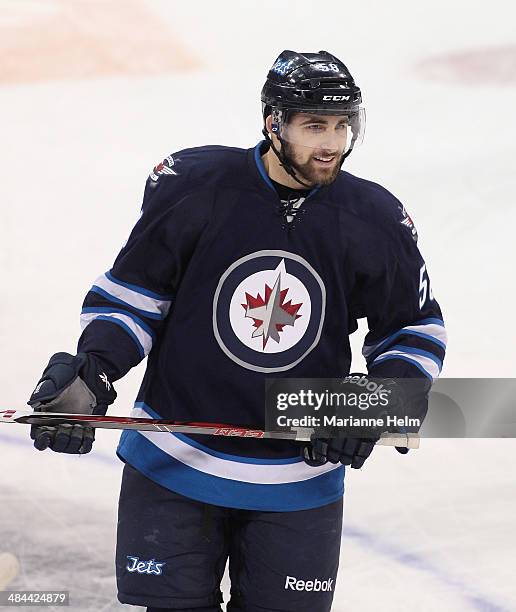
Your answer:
[371,354,434,380]
[90,286,164,320]
[384,344,443,370]
[81,307,156,341]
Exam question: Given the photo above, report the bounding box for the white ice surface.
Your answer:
[1,0,515,610]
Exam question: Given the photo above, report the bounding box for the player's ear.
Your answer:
[265,114,282,150]
[265,114,273,135]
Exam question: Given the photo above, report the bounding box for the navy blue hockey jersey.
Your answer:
[78,142,447,511]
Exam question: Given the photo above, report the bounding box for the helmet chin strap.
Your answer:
[262,127,354,189]
[262,127,313,189]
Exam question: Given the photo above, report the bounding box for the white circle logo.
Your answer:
[213,250,326,372]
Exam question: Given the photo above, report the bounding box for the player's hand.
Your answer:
[28,352,116,454]
[367,375,428,455]
[302,436,378,469]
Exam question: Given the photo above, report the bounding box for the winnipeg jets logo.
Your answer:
[98,372,111,390]
[398,205,418,243]
[272,58,294,75]
[126,556,166,576]
[243,270,302,349]
[149,155,177,182]
[213,251,326,373]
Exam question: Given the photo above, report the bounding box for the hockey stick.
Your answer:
[0,410,420,449]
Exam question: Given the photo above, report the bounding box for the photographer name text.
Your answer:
[276,415,421,428]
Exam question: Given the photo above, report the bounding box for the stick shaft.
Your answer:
[0,410,420,448]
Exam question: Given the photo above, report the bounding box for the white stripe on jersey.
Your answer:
[363,321,447,359]
[80,311,153,356]
[92,273,171,318]
[371,350,440,380]
[130,406,341,485]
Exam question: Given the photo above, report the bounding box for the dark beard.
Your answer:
[282,142,342,186]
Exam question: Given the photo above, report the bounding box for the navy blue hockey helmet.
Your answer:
[261,50,365,186]
[261,50,362,115]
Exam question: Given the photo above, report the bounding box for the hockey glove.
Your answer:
[28,352,116,454]
[301,372,429,466]
[302,435,378,469]
[372,376,429,455]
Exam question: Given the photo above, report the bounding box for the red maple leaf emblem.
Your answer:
[242,284,302,348]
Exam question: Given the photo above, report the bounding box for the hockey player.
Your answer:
[28,50,447,611]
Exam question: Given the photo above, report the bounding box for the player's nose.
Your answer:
[319,135,341,152]
[320,127,347,152]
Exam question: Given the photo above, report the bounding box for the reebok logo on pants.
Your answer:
[284,575,334,592]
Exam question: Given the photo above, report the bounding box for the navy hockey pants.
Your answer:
[116,463,343,611]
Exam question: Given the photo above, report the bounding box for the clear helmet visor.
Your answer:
[271,107,366,155]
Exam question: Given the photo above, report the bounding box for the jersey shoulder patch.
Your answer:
[149,154,178,183]
[148,145,246,187]
[397,203,418,243]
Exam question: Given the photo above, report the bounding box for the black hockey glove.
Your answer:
[301,373,429,467]
[302,435,378,469]
[28,352,116,454]
[374,376,429,455]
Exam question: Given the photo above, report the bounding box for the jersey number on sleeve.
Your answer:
[419,264,434,309]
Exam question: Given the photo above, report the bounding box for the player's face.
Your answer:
[281,113,348,185]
